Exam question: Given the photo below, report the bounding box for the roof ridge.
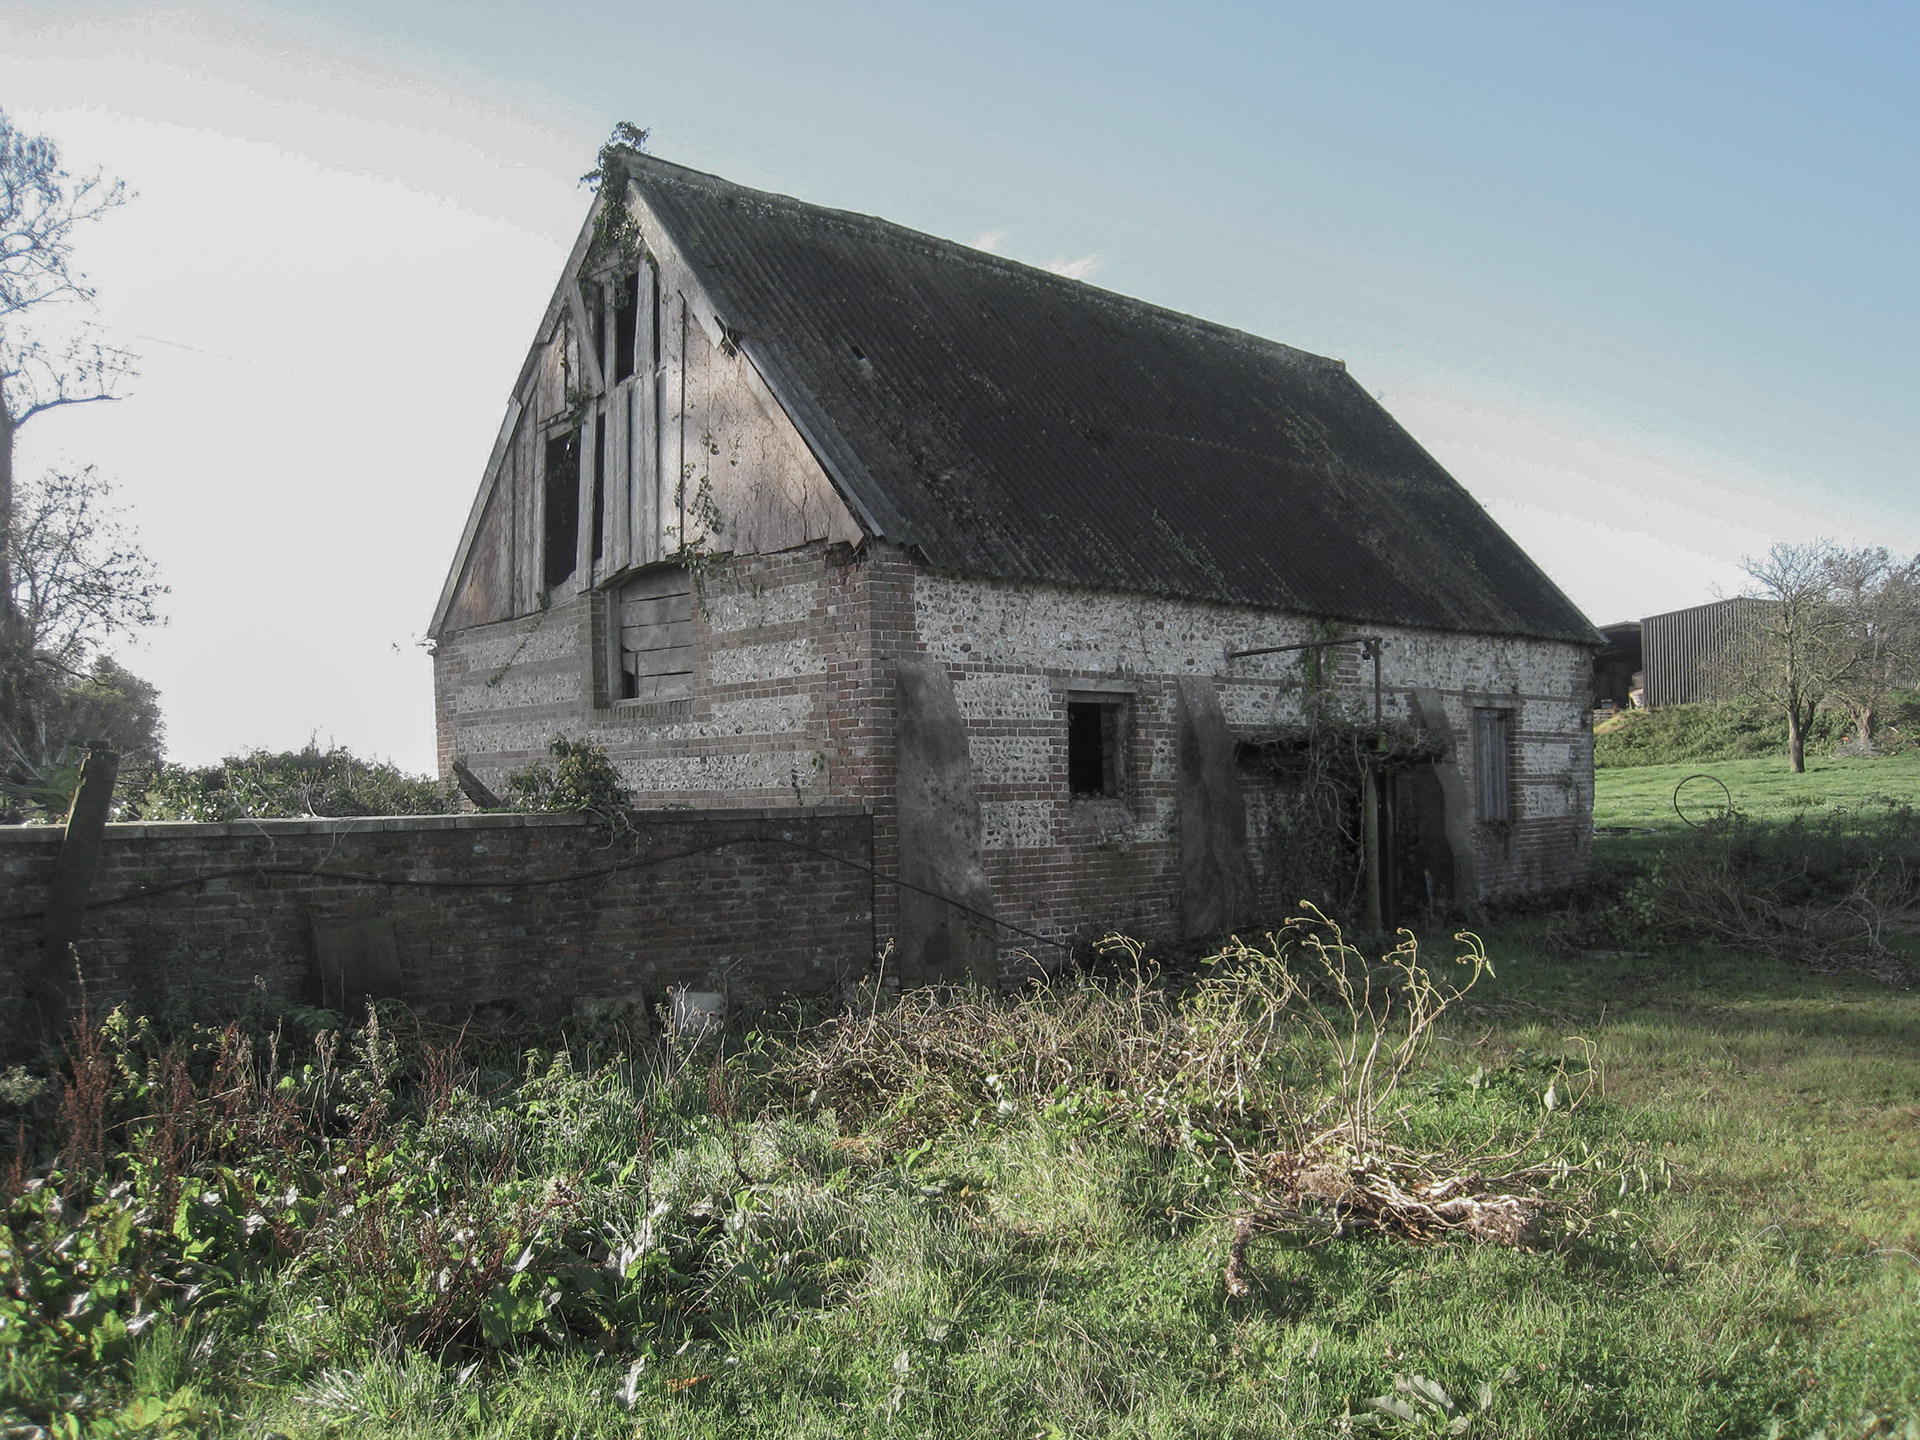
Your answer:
[603,153,1595,644]
[625,153,1341,375]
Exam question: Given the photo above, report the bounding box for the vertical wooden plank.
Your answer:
[29,744,120,1037]
[518,415,539,613]
[641,366,661,564]
[504,415,519,613]
[639,258,661,565]
[676,294,688,551]
[576,407,598,585]
[656,290,685,555]
[606,381,630,574]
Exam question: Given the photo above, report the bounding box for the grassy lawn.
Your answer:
[6,926,1919,1438]
[1594,752,1920,833]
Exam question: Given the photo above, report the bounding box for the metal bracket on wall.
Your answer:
[1225,634,1385,726]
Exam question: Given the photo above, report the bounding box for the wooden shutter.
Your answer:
[617,566,694,704]
[1473,708,1511,823]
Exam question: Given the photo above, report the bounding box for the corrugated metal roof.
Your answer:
[633,158,1599,645]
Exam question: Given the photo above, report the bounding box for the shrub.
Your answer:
[505,736,635,834]
[1568,801,1920,980]
[136,743,452,820]
[1595,698,1852,768]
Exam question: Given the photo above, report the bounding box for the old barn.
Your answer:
[430,155,1600,986]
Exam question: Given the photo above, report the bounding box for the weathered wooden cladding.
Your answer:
[615,566,695,704]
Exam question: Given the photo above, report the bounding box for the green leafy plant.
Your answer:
[505,734,636,837]
[136,742,452,821]
[1347,1370,1512,1436]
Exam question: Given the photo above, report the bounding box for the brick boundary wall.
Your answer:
[0,808,874,1032]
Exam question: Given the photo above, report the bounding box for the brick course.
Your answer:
[0,808,873,1026]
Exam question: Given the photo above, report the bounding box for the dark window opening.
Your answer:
[649,260,662,369]
[1068,700,1124,797]
[542,431,579,588]
[1473,708,1511,823]
[591,415,606,563]
[613,280,639,383]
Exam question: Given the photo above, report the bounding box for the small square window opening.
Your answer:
[1068,699,1127,797]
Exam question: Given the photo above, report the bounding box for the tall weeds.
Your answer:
[1581,803,1920,981]
[4,917,1628,1431]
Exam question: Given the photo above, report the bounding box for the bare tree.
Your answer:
[1733,541,1857,774]
[1,108,151,793]
[1,107,133,629]
[8,465,161,671]
[1822,547,1920,750]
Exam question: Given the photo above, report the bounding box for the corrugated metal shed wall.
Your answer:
[1641,599,1769,707]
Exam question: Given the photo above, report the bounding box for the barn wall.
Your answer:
[0,809,873,1036]
[436,544,1591,977]
[1640,598,1769,708]
[435,544,862,810]
[909,570,1593,947]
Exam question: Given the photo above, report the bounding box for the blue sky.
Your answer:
[3,1,1914,768]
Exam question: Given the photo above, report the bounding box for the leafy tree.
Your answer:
[137,743,452,822]
[0,654,164,818]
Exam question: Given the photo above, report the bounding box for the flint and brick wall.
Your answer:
[435,545,858,810]
[911,570,1594,943]
[0,808,873,1026]
[436,538,1592,973]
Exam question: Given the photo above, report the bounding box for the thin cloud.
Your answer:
[1043,254,1102,281]
[970,230,1101,280]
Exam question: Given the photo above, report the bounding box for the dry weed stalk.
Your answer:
[772,911,1603,1295]
[1216,910,1585,1294]
[1657,847,1915,983]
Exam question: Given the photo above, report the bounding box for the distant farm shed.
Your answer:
[430,156,1601,990]
[1639,599,1770,708]
[1593,621,1642,709]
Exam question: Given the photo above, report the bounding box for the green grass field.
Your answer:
[1594,751,1920,833]
[6,923,1919,1439]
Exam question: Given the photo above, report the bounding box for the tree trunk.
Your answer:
[1858,704,1876,747]
[0,403,18,759]
[0,399,14,622]
[1787,708,1806,774]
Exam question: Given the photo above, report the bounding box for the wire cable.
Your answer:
[0,831,1076,953]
